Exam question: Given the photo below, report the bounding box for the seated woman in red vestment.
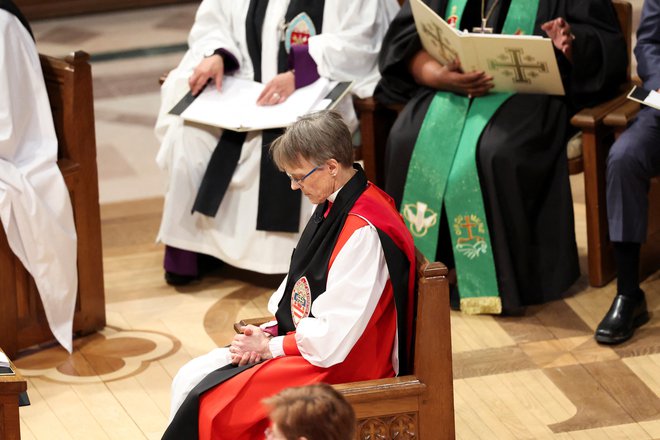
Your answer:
[162,110,416,440]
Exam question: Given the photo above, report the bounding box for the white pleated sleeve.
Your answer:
[187,0,242,64]
[309,0,400,97]
[267,217,391,368]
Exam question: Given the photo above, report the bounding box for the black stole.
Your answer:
[192,0,325,233]
[0,0,34,39]
[161,363,257,440]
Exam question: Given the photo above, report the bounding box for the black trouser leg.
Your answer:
[613,241,642,299]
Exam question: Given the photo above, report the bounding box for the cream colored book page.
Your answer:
[180,77,331,131]
[410,0,464,66]
[180,76,261,130]
[466,34,565,95]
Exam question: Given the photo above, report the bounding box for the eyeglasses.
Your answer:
[286,166,321,187]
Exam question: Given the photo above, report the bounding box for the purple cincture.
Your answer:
[290,44,320,88]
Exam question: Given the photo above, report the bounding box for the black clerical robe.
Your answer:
[376,0,627,313]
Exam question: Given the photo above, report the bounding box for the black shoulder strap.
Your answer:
[245,0,269,82]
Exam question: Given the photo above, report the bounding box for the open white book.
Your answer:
[170,77,352,131]
[411,0,565,95]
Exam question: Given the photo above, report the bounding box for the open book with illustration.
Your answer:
[170,77,353,132]
[411,0,565,95]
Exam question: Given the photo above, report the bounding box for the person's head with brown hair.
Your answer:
[270,110,357,205]
[262,383,356,440]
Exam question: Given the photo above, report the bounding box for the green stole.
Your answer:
[400,0,539,314]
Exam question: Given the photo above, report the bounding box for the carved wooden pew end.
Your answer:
[236,255,455,440]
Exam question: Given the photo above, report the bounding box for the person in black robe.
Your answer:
[375,0,627,314]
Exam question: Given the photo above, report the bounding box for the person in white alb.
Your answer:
[155,0,400,285]
[0,0,77,352]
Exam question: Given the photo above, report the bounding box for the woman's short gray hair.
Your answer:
[270,110,353,170]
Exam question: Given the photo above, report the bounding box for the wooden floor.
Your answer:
[11,177,660,439]
[15,3,657,438]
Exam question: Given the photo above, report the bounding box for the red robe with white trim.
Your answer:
[198,183,415,440]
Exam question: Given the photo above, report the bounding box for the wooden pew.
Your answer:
[0,349,27,440]
[236,253,455,439]
[0,51,106,358]
[339,257,454,440]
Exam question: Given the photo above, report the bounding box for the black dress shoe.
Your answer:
[595,293,649,344]
[165,271,197,286]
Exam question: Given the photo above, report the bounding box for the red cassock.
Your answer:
[198,184,415,439]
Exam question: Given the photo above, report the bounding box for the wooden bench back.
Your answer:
[335,253,454,439]
[42,51,106,346]
[0,51,105,358]
[40,52,96,172]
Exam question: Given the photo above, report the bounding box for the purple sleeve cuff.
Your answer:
[216,48,239,74]
[260,322,279,337]
[289,44,320,89]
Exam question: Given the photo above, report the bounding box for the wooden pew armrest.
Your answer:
[603,99,641,128]
[233,316,273,333]
[570,74,641,130]
[334,375,426,402]
[570,87,630,130]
